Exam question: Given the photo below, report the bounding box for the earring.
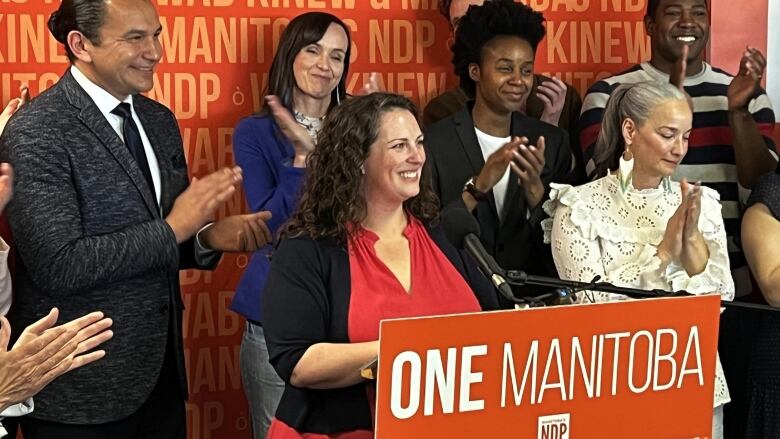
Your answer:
[360,164,365,175]
[618,141,634,193]
[662,175,673,193]
[622,142,633,160]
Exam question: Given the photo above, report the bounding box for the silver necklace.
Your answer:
[293,111,325,141]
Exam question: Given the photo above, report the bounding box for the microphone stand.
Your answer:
[504,270,780,312]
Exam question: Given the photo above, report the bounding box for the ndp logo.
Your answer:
[537,413,570,439]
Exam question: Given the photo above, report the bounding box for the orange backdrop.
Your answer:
[2,0,763,438]
[709,0,777,139]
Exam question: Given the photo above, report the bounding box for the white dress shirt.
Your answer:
[70,66,216,257]
[0,237,11,316]
[0,398,33,438]
[474,128,511,216]
[70,66,162,204]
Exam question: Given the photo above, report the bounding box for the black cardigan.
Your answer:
[261,223,500,433]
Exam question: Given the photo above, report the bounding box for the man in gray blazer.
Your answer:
[0,0,271,436]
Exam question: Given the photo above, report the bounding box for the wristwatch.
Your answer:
[463,176,488,202]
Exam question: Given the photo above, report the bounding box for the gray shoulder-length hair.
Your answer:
[593,81,692,177]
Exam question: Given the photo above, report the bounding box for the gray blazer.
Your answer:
[0,69,219,424]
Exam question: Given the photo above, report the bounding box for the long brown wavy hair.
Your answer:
[281,93,440,245]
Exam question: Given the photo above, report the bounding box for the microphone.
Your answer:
[464,234,517,303]
[440,204,479,248]
[441,206,519,304]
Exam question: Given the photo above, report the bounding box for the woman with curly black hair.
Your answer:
[425,0,583,161]
[425,0,575,306]
[261,92,499,437]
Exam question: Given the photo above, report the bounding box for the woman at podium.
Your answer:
[261,92,499,438]
[543,81,735,436]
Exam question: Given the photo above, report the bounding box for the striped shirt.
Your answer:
[579,62,776,272]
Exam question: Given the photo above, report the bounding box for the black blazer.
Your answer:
[261,223,499,434]
[0,69,220,423]
[425,106,572,305]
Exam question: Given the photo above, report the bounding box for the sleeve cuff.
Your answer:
[527,203,547,225]
[194,223,221,266]
[665,258,731,297]
[0,398,34,417]
[281,162,306,178]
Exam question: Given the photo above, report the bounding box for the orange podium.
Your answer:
[375,295,721,439]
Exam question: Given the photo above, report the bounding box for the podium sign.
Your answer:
[375,295,721,438]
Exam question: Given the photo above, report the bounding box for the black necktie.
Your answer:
[111,102,155,195]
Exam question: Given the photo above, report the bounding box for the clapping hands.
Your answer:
[265,95,315,167]
[356,72,384,96]
[510,136,546,209]
[476,136,546,209]
[537,77,568,126]
[657,178,709,276]
[200,211,273,253]
[0,308,113,412]
[670,44,689,90]
[728,46,766,111]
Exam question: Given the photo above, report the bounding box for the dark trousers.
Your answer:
[20,335,185,439]
[719,303,760,438]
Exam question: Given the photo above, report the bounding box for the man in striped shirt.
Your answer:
[579,0,776,296]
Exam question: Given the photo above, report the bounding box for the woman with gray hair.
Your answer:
[543,81,734,437]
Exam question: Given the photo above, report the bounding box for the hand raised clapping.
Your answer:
[200,211,273,253]
[537,77,568,126]
[265,95,315,167]
[728,46,766,111]
[166,167,242,244]
[510,136,546,209]
[356,72,384,96]
[474,136,528,195]
[0,308,113,412]
[670,44,689,90]
[657,179,709,276]
[474,136,546,209]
